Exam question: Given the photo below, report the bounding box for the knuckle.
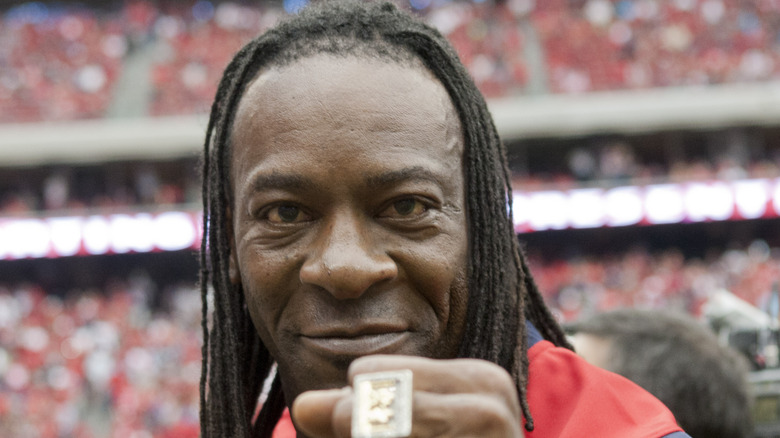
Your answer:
[347,354,388,378]
[470,398,518,434]
[458,359,516,394]
[412,392,520,437]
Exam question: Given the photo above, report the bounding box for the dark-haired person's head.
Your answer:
[198,2,566,436]
[568,309,753,438]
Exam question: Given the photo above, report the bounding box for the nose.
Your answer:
[300,213,397,299]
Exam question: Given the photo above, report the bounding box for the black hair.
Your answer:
[199,2,570,436]
[568,309,753,438]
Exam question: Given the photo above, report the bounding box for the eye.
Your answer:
[266,204,310,224]
[380,197,428,218]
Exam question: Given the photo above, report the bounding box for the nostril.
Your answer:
[299,254,398,300]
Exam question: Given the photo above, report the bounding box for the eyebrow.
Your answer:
[250,173,316,192]
[248,166,443,194]
[364,166,444,189]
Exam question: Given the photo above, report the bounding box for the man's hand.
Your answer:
[291,355,524,438]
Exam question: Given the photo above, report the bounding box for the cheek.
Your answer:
[422,263,468,360]
[448,269,469,323]
[241,273,275,344]
[404,233,469,319]
[237,249,296,347]
[444,269,469,356]
[237,233,300,295]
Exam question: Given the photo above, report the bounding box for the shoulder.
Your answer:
[524,340,689,438]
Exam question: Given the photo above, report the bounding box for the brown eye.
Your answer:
[268,205,306,223]
[383,198,427,217]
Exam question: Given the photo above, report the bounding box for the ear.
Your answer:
[226,206,241,286]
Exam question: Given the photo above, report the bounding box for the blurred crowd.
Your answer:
[511,135,780,191]
[3,128,779,215]
[2,0,780,123]
[1,2,125,122]
[535,0,780,93]
[529,239,780,322]
[0,276,202,437]
[0,159,201,215]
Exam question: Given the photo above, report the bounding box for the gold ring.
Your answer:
[352,369,413,438]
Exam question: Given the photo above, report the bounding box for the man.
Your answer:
[568,309,753,438]
[198,2,689,437]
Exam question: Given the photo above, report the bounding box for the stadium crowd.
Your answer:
[529,239,779,322]
[0,159,201,215]
[536,0,780,93]
[0,2,125,123]
[2,134,778,215]
[511,136,780,191]
[0,277,201,437]
[2,0,780,123]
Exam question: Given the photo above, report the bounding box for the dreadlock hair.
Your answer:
[199,1,571,437]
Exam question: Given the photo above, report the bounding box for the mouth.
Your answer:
[300,328,410,358]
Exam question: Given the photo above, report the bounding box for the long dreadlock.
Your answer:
[199,2,571,437]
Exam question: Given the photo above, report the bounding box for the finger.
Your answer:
[292,387,351,438]
[348,355,519,417]
[409,391,524,438]
[331,393,353,438]
[348,355,507,393]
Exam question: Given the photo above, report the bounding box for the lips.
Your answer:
[300,327,410,358]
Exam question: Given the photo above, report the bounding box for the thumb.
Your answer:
[292,388,351,438]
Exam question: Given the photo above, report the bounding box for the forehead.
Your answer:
[230,54,463,164]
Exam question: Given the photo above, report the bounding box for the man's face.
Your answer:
[229,54,469,401]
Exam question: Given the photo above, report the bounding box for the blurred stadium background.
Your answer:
[1,0,780,436]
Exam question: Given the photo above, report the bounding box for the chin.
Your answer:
[278,357,350,398]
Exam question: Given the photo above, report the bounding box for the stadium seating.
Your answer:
[2,0,780,122]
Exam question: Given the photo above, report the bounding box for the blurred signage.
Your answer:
[1,177,778,259]
[0,211,201,260]
[513,177,779,233]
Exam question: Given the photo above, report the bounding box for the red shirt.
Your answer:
[524,340,685,437]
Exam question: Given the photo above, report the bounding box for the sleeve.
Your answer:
[524,340,687,438]
[272,409,297,438]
